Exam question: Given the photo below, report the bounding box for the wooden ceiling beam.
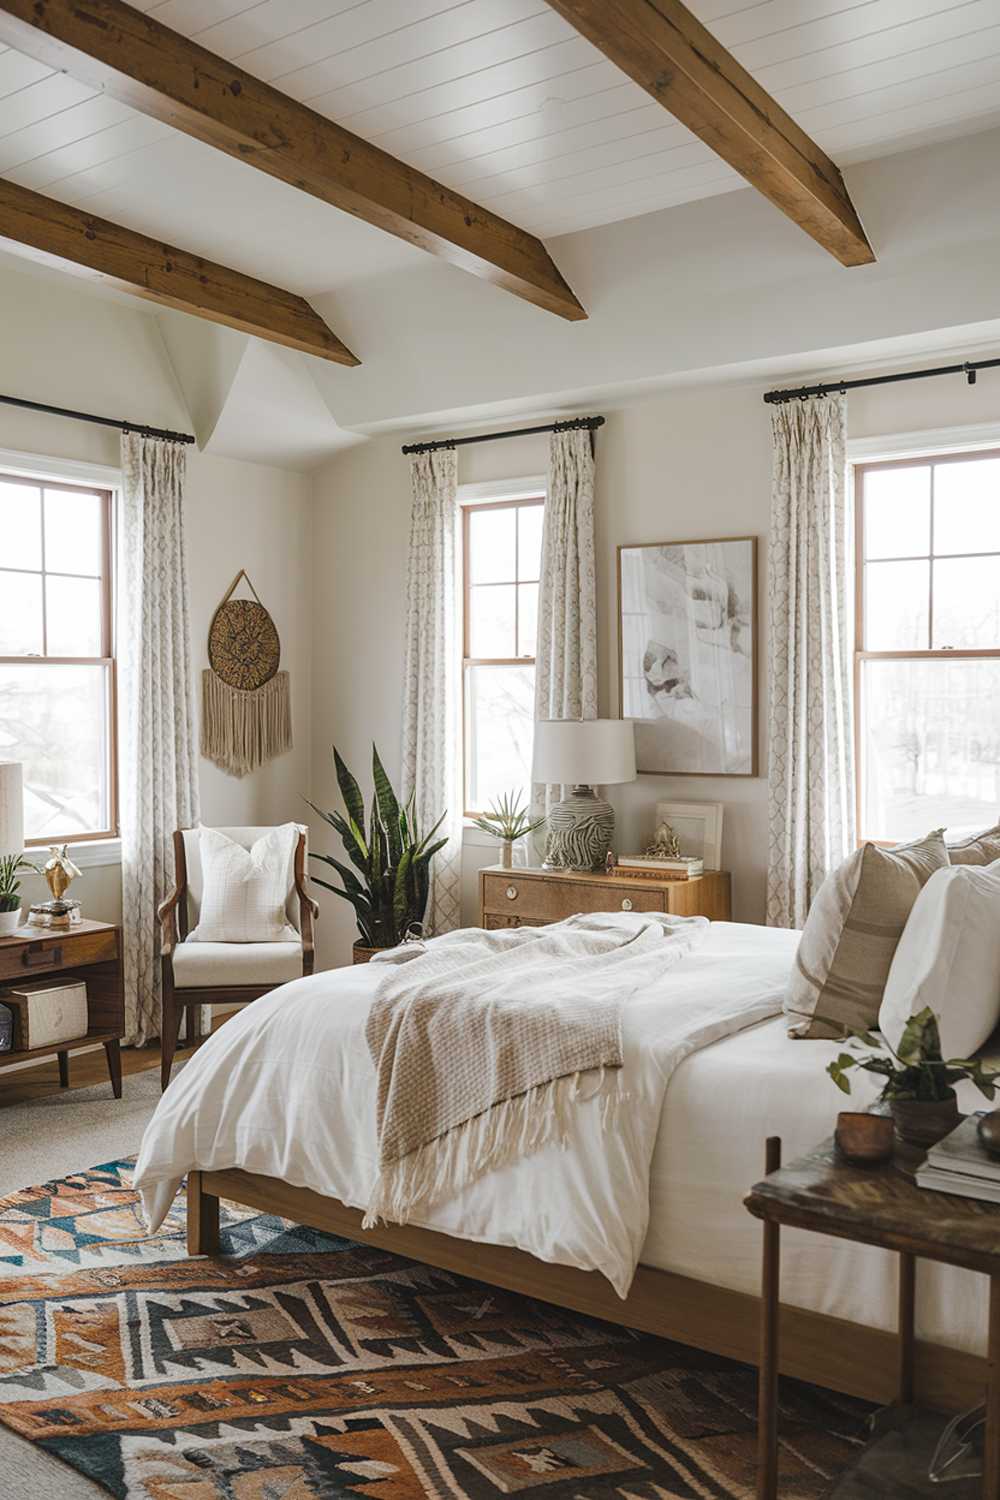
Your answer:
[544,0,875,268]
[0,178,360,364]
[0,0,586,321]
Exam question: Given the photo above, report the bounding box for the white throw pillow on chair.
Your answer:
[879,860,1000,1060]
[189,824,300,944]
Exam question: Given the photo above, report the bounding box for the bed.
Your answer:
[135,919,988,1412]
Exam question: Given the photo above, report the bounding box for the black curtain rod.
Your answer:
[0,391,196,445]
[401,414,604,455]
[764,356,1000,405]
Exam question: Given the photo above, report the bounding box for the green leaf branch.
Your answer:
[825,1006,1000,1104]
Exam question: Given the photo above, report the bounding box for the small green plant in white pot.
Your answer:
[473,791,546,869]
[0,853,40,936]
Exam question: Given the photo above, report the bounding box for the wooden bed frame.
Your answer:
[187,1166,985,1414]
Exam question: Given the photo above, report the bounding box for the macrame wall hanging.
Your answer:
[201,570,292,777]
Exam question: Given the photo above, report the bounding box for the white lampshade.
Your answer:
[0,762,24,857]
[532,719,636,788]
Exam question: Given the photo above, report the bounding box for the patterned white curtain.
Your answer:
[766,396,855,928]
[401,448,462,934]
[119,434,200,1044]
[532,427,599,823]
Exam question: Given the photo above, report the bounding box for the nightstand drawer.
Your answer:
[481,873,666,924]
[0,926,118,982]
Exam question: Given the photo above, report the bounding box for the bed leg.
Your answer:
[757,1136,781,1500]
[187,1170,220,1256]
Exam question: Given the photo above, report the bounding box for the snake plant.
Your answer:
[308,745,447,948]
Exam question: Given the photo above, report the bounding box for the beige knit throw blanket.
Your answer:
[363,911,708,1228]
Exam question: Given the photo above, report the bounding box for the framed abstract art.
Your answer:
[617,535,758,776]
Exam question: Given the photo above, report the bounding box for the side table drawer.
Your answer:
[0,927,118,982]
[482,874,666,924]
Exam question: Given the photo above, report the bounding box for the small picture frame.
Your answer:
[654,800,724,871]
[617,535,758,776]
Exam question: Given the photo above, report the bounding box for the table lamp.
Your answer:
[532,719,636,870]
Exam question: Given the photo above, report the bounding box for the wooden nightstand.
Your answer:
[0,919,124,1098]
[478,864,731,928]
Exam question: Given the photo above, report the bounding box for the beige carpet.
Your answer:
[0,1063,164,1498]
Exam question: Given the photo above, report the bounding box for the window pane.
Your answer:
[517,582,538,657]
[469,507,516,583]
[465,663,534,812]
[0,663,110,839]
[934,458,1000,556]
[46,575,103,656]
[863,560,929,650]
[860,658,1000,842]
[469,584,516,657]
[933,556,1000,648]
[0,570,44,654]
[1,482,42,570]
[44,488,103,576]
[517,504,543,581]
[863,467,930,560]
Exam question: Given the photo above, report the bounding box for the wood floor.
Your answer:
[0,1015,234,1109]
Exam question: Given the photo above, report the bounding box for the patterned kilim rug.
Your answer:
[0,1158,872,1498]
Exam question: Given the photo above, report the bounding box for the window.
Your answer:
[0,472,117,845]
[855,450,1000,843]
[462,495,543,814]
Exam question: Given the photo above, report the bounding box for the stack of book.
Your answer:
[27,899,82,931]
[614,854,704,880]
[915,1115,1000,1203]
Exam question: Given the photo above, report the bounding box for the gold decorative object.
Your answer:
[645,821,681,860]
[201,570,292,778]
[44,845,82,903]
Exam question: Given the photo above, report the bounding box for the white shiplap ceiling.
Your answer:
[1,0,1000,297]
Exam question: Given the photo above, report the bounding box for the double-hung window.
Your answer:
[855,449,1000,843]
[0,471,117,845]
[462,494,543,815]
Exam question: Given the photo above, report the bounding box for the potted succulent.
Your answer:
[472,791,546,869]
[827,1006,1000,1148]
[308,745,447,962]
[0,852,40,937]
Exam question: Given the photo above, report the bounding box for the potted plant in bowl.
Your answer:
[0,853,40,937]
[308,745,447,962]
[827,1006,1000,1148]
[472,791,546,869]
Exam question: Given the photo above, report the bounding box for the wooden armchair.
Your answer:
[158,826,319,1089]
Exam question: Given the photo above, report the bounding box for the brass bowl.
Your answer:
[978,1110,1000,1160]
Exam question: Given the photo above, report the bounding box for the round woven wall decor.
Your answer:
[208,597,280,691]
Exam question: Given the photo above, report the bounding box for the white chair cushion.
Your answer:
[879,861,1000,1059]
[172,941,303,988]
[189,824,299,944]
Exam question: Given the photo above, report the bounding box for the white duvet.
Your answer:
[135,920,795,1296]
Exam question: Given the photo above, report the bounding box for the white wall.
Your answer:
[0,274,313,927]
[310,355,1000,965]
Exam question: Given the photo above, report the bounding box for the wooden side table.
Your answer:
[0,919,124,1098]
[745,1136,1000,1499]
[479,864,732,928]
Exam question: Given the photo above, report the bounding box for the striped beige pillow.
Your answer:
[785,830,949,1039]
[948,823,1000,866]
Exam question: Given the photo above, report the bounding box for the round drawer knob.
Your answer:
[506,885,518,901]
[621,898,633,911]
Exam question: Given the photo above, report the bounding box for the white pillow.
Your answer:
[189,824,300,944]
[879,861,1000,1059]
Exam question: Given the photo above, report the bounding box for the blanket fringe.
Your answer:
[363,1069,629,1230]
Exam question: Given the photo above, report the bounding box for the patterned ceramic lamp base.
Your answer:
[544,786,615,871]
